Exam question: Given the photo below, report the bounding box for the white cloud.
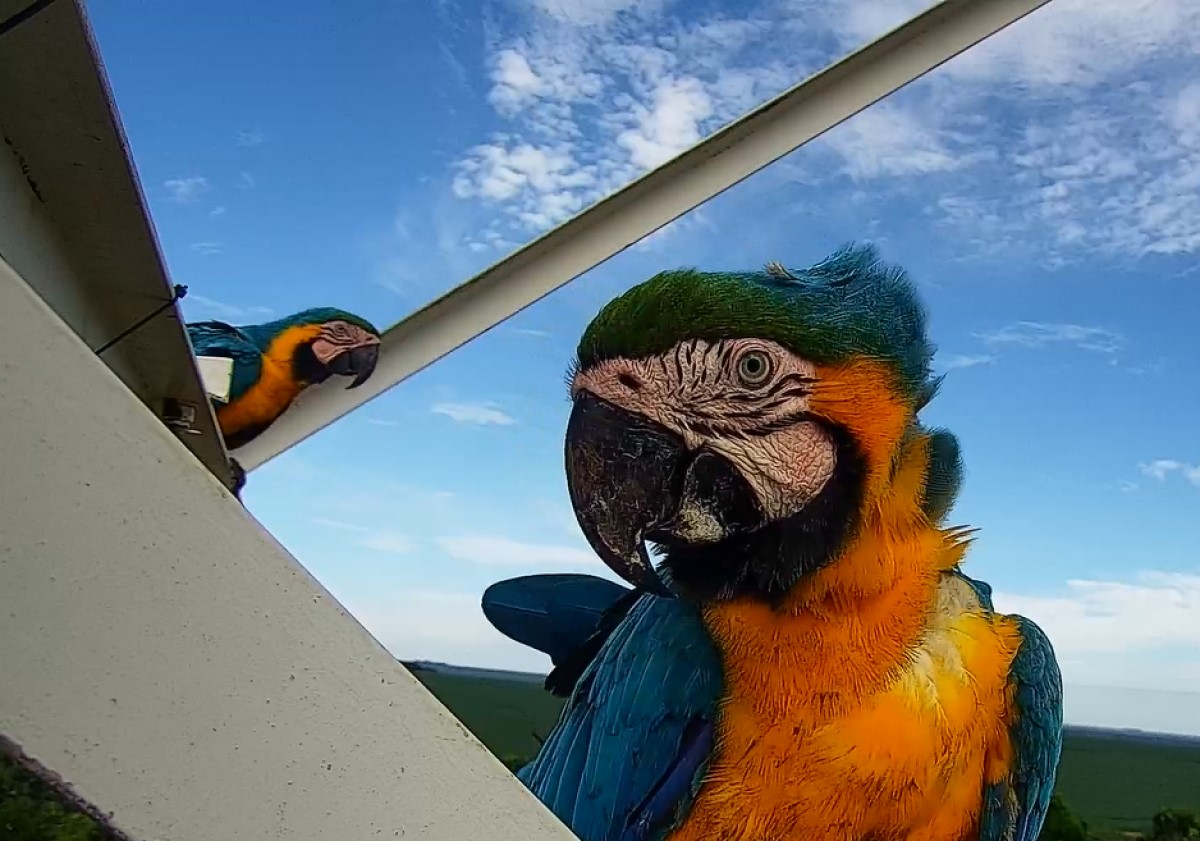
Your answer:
[489,48,556,115]
[528,0,661,27]
[1168,81,1200,145]
[209,205,227,217]
[935,353,995,372]
[436,535,600,569]
[938,0,1200,90]
[995,569,1200,694]
[997,99,1200,258]
[808,0,933,49]
[975,322,1124,355]
[189,241,224,255]
[184,294,273,322]
[1141,459,1183,481]
[795,0,1200,90]
[449,0,1200,263]
[448,1,831,247]
[875,0,1200,260]
[359,532,415,554]
[1139,459,1200,485]
[236,129,266,147]
[340,588,554,674]
[452,142,595,230]
[312,517,371,533]
[1123,357,1169,378]
[431,401,516,426]
[616,76,713,170]
[945,321,1161,374]
[164,176,212,204]
[307,483,462,534]
[818,102,984,181]
[489,49,540,109]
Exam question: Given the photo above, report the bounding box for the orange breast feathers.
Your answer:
[668,361,1025,841]
[215,324,323,438]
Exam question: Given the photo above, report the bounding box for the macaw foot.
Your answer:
[229,457,247,500]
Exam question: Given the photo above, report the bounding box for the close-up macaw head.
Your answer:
[245,307,382,390]
[564,244,961,603]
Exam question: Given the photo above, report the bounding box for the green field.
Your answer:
[412,669,567,766]
[412,669,1200,839]
[1055,733,1200,838]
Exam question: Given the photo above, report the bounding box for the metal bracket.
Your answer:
[161,398,202,436]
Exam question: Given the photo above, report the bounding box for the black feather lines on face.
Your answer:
[683,360,817,440]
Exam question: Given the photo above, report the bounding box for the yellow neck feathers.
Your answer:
[215,324,323,439]
[702,368,969,717]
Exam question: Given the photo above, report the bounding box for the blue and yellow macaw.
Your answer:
[187,307,381,493]
[483,245,1063,841]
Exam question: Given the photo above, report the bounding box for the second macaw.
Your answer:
[483,245,1063,841]
[187,307,381,493]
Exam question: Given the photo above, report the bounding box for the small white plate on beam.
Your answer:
[196,356,234,404]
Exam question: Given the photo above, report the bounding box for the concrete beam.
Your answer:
[0,0,233,487]
[0,256,574,841]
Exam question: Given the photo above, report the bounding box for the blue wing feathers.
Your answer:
[950,567,995,611]
[518,591,722,841]
[185,320,263,402]
[482,574,630,667]
[1009,614,1064,841]
[981,612,1064,841]
[622,717,714,841]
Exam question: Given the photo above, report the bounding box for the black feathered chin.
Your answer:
[660,422,866,604]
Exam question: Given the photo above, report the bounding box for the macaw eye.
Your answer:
[735,350,773,387]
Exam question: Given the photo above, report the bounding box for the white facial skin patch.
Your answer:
[310,321,380,365]
[573,338,837,522]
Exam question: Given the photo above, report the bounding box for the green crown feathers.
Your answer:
[239,307,380,349]
[578,243,938,406]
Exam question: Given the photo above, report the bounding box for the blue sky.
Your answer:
[87,0,1200,734]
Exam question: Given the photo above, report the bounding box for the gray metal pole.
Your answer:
[237,0,1053,472]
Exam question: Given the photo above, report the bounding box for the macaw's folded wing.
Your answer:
[516,592,722,841]
[482,573,631,669]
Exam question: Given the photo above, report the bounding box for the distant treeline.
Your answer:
[1040,792,1198,841]
[1,747,1197,841]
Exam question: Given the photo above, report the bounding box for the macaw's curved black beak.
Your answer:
[326,342,380,389]
[565,392,764,598]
